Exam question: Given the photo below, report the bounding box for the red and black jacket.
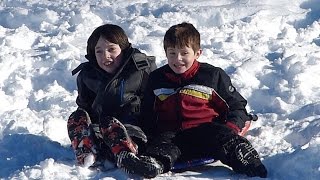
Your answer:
[140,60,251,137]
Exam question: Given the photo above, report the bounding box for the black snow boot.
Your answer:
[116,151,164,178]
[220,135,268,178]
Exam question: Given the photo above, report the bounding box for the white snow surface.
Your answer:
[0,0,319,179]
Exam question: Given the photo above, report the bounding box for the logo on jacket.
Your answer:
[228,85,235,92]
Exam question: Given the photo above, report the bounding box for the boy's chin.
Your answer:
[103,66,117,74]
[169,64,188,74]
[172,69,187,74]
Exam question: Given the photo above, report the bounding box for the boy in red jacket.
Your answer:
[136,22,267,178]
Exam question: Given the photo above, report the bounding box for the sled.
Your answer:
[171,157,216,171]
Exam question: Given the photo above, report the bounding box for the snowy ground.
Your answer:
[0,0,319,179]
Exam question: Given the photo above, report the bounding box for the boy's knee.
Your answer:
[99,116,120,128]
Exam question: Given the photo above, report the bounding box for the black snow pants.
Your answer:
[144,122,251,172]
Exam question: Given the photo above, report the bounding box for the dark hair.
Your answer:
[85,24,130,61]
[163,22,200,52]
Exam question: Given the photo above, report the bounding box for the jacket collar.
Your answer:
[164,60,200,84]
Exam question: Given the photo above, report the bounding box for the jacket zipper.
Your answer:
[175,87,183,131]
[119,79,125,105]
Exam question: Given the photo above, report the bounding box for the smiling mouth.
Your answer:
[104,61,113,66]
[174,64,185,68]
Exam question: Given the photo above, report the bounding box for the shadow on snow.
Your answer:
[0,133,74,178]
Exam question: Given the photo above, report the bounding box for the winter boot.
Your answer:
[116,151,163,178]
[67,109,97,166]
[221,135,267,178]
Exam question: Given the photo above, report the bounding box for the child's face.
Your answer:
[95,36,123,74]
[166,45,202,74]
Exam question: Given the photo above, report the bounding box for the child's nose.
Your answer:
[103,51,111,59]
[177,53,183,61]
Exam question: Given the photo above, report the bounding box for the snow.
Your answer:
[0,0,319,179]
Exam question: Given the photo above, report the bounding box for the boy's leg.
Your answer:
[89,123,115,169]
[67,109,97,166]
[173,123,267,178]
[99,116,163,178]
[173,124,221,160]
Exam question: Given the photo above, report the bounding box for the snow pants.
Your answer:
[144,122,260,173]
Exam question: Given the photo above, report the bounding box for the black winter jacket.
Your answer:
[140,61,251,137]
[72,47,156,124]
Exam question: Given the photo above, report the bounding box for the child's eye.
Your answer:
[108,48,116,52]
[95,50,102,54]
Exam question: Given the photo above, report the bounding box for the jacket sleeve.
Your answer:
[138,72,157,138]
[75,71,97,120]
[216,68,250,129]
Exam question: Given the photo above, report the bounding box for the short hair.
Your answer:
[163,22,200,52]
[86,24,130,61]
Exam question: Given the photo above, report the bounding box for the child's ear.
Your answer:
[195,49,202,59]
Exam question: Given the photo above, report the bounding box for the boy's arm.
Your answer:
[216,68,251,133]
[75,73,97,120]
